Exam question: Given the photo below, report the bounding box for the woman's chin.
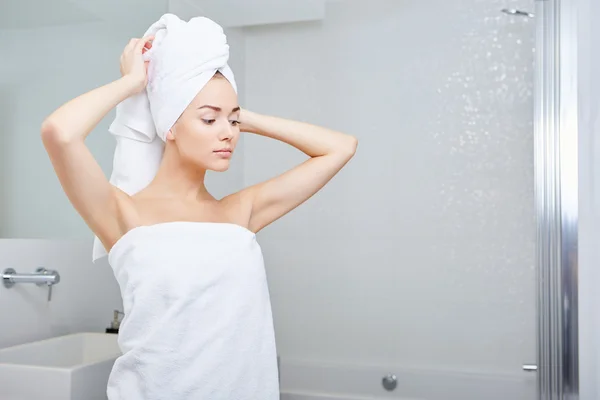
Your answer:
[210,160,231,172]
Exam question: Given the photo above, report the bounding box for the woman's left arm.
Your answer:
[238,109,358,233]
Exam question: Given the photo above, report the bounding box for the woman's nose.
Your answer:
[218,122,234,140]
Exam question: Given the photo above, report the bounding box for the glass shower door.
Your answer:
[242,0,540,398]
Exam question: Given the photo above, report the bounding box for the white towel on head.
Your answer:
[92,13,237,262]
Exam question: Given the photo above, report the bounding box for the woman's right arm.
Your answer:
[41,36,153,247]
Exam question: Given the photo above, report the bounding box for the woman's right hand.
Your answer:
[119,35,154,94]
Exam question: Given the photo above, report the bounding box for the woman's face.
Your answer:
[167,74,240,172]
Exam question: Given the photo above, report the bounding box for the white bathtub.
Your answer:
[1,335,535,400]
[0,332,120,400]
[279,359,537,400]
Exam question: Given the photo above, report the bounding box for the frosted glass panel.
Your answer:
[243,0,536,398]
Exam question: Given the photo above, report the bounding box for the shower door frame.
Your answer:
[534,0,579,398]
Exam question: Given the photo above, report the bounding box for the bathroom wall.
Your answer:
[242,0,537,394]
[578,0,600,397]
[0,239,121,348]
[0,84,14,230]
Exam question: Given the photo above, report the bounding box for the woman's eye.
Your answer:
[230,120,240,126]
[202,119,216,125]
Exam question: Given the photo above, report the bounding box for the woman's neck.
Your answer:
[145,143,211,201]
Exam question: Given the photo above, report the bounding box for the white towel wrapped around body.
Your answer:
[106,222,279,400]
[92,13,237,262]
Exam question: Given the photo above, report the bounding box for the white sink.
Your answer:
[0,332,121,400]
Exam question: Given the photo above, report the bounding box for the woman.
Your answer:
[41,35,357,399]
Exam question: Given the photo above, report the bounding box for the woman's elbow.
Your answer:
[41,119,70,146]
[342,135,358,158]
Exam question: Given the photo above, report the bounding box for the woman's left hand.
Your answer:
[237,108,256,133]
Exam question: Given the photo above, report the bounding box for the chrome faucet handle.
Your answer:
[2,268,16,288]
[35,267,60,301]
[2,267,60,302]
[47,282,53,301]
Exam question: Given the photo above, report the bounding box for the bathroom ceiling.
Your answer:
[0,0,101,29]
[0,0,166,30]
[0,0,325,30]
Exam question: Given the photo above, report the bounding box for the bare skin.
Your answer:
[41,36,358,253]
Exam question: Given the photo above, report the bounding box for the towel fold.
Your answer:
[92,13,237,262]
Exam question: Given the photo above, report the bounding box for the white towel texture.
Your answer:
[106,222,279,399]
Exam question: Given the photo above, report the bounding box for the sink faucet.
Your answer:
[2,267,61,301]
